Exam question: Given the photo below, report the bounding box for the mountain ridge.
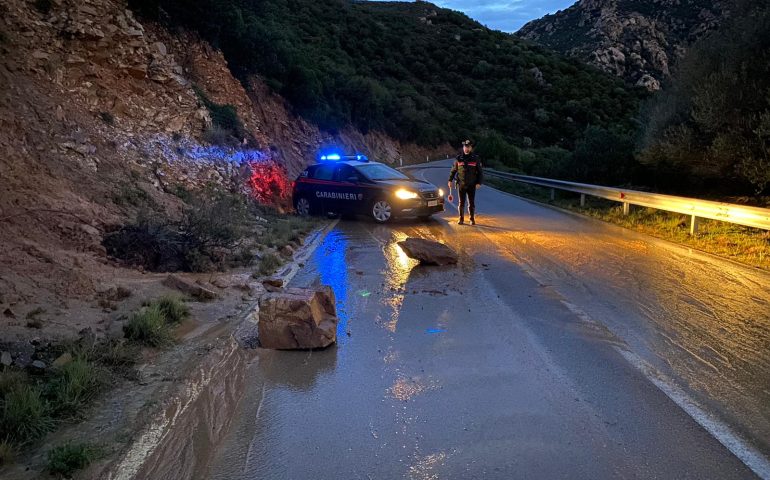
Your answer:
[517,0,727,90]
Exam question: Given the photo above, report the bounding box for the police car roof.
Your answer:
[314,159,380,167]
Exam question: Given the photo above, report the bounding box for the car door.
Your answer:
[333,164,366,215]
[311,163,338,214]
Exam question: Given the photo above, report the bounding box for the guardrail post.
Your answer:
[623,202,630,215]
[549,188,555,201]
[580,194,586,207]
[690,215,700,235]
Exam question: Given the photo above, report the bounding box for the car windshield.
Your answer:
[357,164,409,181]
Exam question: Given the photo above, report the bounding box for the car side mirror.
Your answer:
[346,176,359,183]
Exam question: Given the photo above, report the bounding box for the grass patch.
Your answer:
[92,340,139,370]
[256,253,282,277]
[0,339,141,465]
[0,440,14,466]
[123,305,174,348]
[488,177,770,270]
[47,358,106,417]
[259,214,317,248]
[123,296,190,347]
[0,384,54,445]
[46,442,103,478]
[0,369,27,397]
[156,296,190,324]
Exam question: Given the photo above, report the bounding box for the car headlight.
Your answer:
[395,189,419,200]
[438,188,445,197]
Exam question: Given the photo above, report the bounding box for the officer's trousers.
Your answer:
[458,185,476,220]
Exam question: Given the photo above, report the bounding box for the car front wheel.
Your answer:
[295,197,312,216]
[371,199,393,223]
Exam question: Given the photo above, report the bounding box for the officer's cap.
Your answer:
[461,139,474,146]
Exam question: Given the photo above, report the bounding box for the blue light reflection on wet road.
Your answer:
[314,230,350,346]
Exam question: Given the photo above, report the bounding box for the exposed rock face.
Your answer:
[397,238,459,266]
[258,286,338,350]
[517,0,727,90]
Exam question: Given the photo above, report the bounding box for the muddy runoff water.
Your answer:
[105,330,250,480]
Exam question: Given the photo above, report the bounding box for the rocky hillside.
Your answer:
[0,0,445,344]
[517,0,727,90]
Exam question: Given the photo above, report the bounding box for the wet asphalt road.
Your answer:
[209,162,770,479]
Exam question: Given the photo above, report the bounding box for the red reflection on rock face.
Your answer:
[247,160,291,207]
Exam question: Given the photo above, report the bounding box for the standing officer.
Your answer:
[448,139,483,225]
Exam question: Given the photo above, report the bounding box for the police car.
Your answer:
[292,154,444,223]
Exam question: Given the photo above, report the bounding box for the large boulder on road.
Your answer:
[397,238,458,266]
[258,286,338,349]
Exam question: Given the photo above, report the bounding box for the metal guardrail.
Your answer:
[402,162,770,234]
[486,169,770,234]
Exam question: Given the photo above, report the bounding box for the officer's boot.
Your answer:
[458,216,464,225]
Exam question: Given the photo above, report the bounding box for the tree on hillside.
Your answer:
[128,0,641,158]
[640,0,770,194]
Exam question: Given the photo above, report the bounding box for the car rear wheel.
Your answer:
[371,199,393,223]
[295,197,312,217]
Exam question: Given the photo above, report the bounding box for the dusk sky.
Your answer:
[426,0,576,32]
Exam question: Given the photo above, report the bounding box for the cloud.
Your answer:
[430,0,575,32]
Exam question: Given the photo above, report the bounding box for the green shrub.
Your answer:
[639,1,770,195]
[46,443,103,478]
[0,384,53,444]
[156,296,190,324]
[104,188,256,273]
[123,305,173,347]
[194,86,247,145]
[256,253,282,276]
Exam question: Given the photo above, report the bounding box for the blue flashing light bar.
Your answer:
[318,150,369,162]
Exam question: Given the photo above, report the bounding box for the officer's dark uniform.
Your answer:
[448,150,483,224]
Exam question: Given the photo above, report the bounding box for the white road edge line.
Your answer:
[617,347,770,479]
